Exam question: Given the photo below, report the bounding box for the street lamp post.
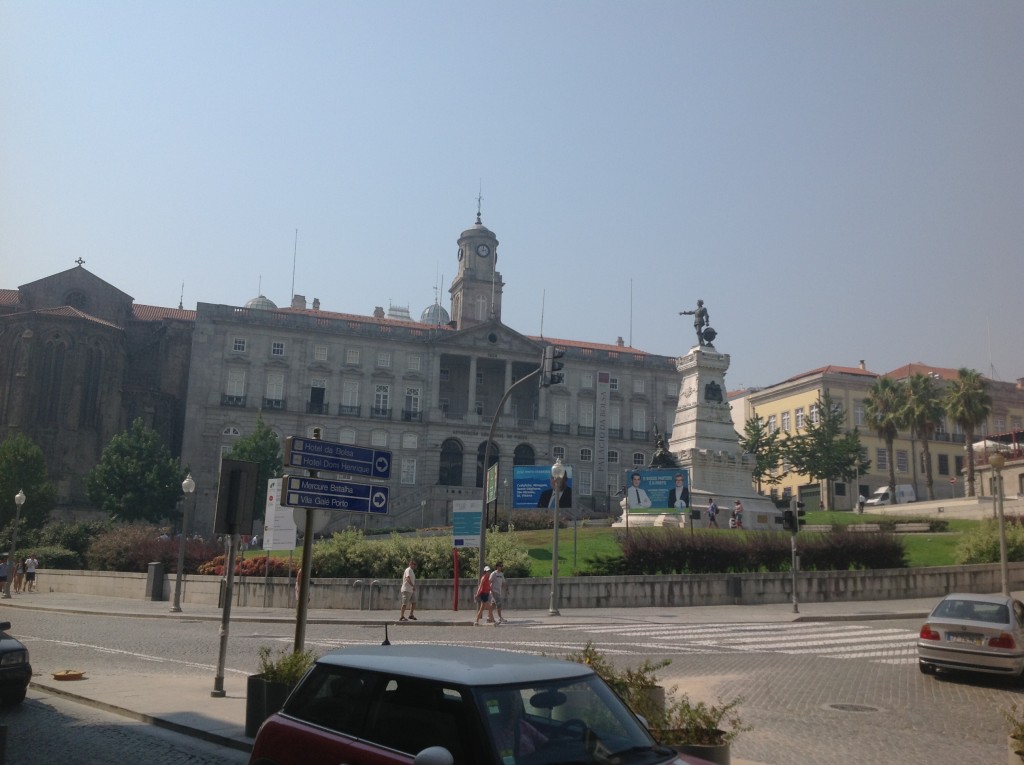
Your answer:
[171,474,196,612]
[989,453,1009,596]
[420,499,426,529]
[2,490,25,599]
[548,458,565,616]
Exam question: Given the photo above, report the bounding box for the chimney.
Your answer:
[312,298,320,311]
[373,306,385,319]
[616,336,625,347]
[291,294,307,310]
[858,360,866,370]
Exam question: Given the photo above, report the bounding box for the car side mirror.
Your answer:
[413,746,454,765]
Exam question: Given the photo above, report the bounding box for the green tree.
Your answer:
[0,433,57,532]
[944,368,992,497]
[87,418,184,523]
[781,391,870,510]
[863,377,906,501]
[901,373,945,500]
[224,414,283,522]
[739,414,783,494]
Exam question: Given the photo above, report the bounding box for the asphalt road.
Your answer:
[9,609,1017,764]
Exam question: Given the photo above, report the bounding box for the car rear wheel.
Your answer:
[3,687,27,705]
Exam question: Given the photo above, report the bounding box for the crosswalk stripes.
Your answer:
[521,621,920,665]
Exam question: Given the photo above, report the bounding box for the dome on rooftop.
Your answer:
[244,295,277,310]
[420,303,450,326]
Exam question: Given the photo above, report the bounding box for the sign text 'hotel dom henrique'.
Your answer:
[284,436,391,479]
[281,475,390,514]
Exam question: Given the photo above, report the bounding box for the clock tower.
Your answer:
[450,212,503,330]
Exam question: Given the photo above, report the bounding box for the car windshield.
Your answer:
[473,675,668,765]
[933,599,1009,624]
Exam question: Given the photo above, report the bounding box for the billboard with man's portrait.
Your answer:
[622,468,690,514]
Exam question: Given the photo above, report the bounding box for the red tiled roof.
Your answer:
[132,304,196,322]
[781,364,879,383]
[527,335,654,356]
[884,362,960,382]
[28,306,123,330]
[0,289,20,306]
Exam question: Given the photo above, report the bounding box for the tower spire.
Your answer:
[476,182,483,224]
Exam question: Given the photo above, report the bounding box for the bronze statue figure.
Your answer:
[680,300,713,346]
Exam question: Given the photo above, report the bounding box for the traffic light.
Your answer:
[790,497,806,532]
[540,345,565,388]
[782,509,795,532]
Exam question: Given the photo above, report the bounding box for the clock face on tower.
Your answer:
[476,244,490,258]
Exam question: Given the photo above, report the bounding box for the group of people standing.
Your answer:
[396,558,510,626]
[0,554,38,594]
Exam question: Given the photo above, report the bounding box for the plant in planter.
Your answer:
[246,646,316,737]
[1004,702,1024,763]
[566,641,747,765]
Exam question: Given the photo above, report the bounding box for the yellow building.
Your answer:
[739,362,1024,510]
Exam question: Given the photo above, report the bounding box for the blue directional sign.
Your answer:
[281,475,390,514]
[284,437,391,479]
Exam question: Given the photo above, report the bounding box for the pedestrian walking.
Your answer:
[707,497,719,528]
[399,559,418,621]
[13,559,24,593]
[489,562,508,624]
[857,494,866,514]
[474,566,495,626]
[23,554,38,592]
[732,500,744,529]
[0,558,8,592]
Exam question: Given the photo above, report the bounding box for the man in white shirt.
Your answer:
[627,473,652,510]
[399,559,417,621]
[489,561,508,624]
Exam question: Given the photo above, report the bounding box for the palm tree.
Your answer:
[944,368,992,497]
[863,377,906,499]
[901,373,945,500]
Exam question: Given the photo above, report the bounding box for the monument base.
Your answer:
[612,512,686,529]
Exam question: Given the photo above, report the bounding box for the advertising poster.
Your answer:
[512,464,574,509]
[452,499,482,548]
[622,468,690,515]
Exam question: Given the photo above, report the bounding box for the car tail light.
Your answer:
[989,633,1016,649]
[919,624,940,641]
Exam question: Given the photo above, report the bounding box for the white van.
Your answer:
[865,484,916,506]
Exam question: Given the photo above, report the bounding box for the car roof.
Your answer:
[942,593,1014,605]
[315,645,594,686]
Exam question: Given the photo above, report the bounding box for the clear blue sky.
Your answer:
[2,1,1021,390]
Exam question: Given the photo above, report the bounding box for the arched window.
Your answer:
[37,338,67,426]
[476,440,499,488]
[438,438,464,486]
[513,444,535,466]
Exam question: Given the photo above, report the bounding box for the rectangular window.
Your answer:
[309,377,327,413]
[407,354,422,372]
[371,430,388,447]
[580,448,593,462]
[795,407,805,429]
[553,446,565,461]
[767,415,777,434]
[896,449,909,473]
[781,411,790,432]
[631,409,646,431]
[579,470,593,496]
[955,455,965,475]
[342,381,359,409]
[265,372,284,400]
[339,428,356,444]
[401,457,417,485]
[404,386,422,420]
[1013,416,1023,431]
[579,402,594,428]
[374,384,390,415]
[632,378,645,394]
[439,397,449,414]
[232,337,247,353]
[608,450,619,464]
[609,377,619,391]
[937,454,950,475]
[401,433,418,450]
[377,351,391,368]
[226,369,246,396]
[271,341,285,357]
[439,368,450,382]
[345,348,360,365]
[476,372,484,386]
[314,344,328,362]
[810,403,820,424]
[580,372,594,389]
[876,448,888,470]
[553,399,569,426]
[995,415,1006,432]
[632,452,645,467]
[855,404,866,427]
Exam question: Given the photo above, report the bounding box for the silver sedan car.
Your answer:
[918,592,1024,679]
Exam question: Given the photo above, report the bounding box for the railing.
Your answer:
[263,398,286,410]
[402,409,423,422]
[370,407,392,420]
[578,426,595,436]
[306,401,330,414]
[608,428,623,438]
[338,404,360,416]
[220,394,247,407]
[551,424,570,434]
[630,429,648,440]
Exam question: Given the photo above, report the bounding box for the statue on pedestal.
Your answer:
[679,299,716,347]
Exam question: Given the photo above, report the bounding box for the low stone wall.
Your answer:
[35,562,1024,612]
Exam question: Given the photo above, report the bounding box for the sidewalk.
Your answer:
[4,591,942,761]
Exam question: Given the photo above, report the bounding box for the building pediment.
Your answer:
[18,266,134,327]
[436,320,542,356]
